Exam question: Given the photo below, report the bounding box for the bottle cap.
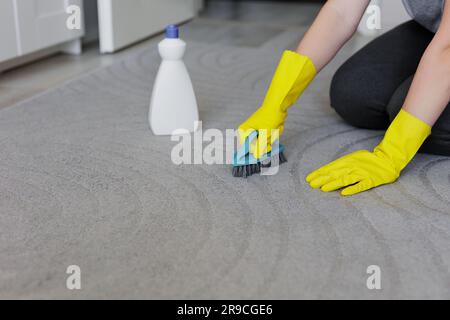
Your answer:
[165,25,179,39]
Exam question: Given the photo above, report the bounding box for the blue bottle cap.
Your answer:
[165,25,179,39]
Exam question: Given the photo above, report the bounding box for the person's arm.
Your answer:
[297,0,371,72]
[306,2,450,196]
[403,0,450,125]
[238,0,371,159]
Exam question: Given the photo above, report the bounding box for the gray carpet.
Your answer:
[1,26,449,299]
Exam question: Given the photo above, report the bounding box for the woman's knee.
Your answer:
[330,63,390,130]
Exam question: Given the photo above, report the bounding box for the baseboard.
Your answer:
[0,39,82,73]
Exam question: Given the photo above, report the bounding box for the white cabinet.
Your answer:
[15,0,84,55]
[0,0,85,68]
[0,0,19,61]
[98,0,198,53]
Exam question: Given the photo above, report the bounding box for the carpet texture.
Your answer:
[0,28,449,299]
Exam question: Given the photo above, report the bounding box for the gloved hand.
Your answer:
[238,50,316,159]
[306,109,431,196]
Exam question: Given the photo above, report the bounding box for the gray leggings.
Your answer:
[330,20,450,156]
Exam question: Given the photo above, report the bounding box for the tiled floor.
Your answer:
[0,1,322,110]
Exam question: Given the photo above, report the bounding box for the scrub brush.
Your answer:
[232,131,287,178]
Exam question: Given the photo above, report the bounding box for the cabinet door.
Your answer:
[98,0,197,53]
[15,0,85,55]
[0,0,19,62]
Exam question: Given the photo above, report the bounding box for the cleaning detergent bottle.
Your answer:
[149,25,199,135]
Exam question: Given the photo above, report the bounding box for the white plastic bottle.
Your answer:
[149,25,199,135]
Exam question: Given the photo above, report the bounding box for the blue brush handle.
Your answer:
[236,130,258,160]
[233,130,285,166]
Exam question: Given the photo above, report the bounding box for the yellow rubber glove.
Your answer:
[306,109,431,196]
[238,50,316,159]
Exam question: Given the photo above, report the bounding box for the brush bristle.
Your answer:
[279,152,287,164]
[232,152,287,178]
